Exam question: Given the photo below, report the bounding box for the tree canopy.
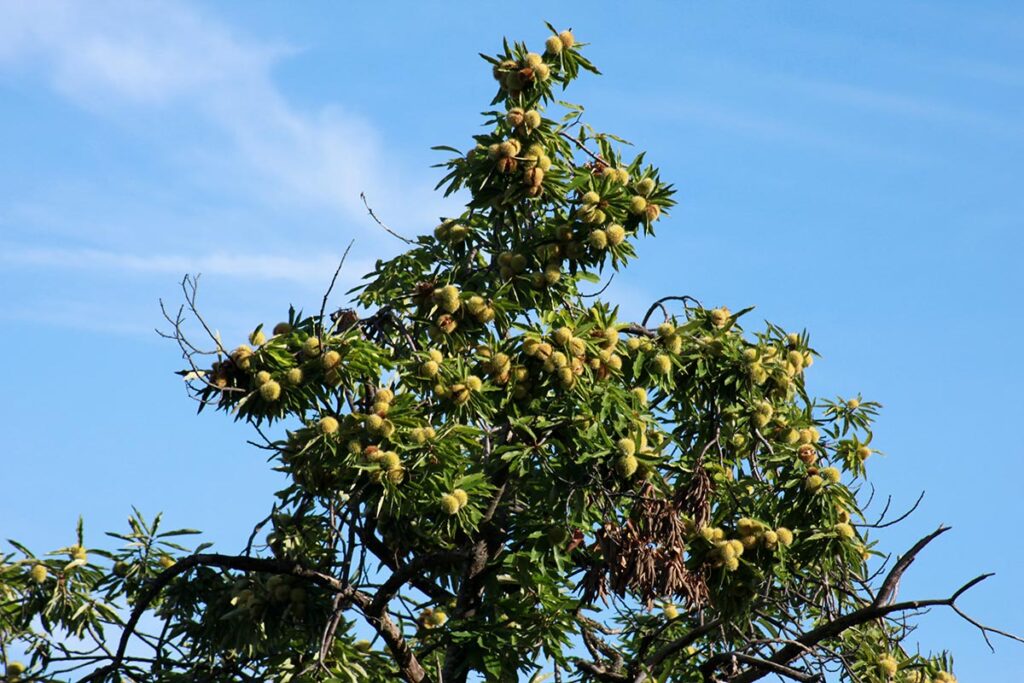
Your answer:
[2,24,1018,683]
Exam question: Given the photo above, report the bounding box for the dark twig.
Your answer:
[949,602,1024,652]
[581,273,615,298]
[725,653,820,682]
[318,240,354,337]
[642,295,703,328]
[864,491,926,529]
[558,130,605,165]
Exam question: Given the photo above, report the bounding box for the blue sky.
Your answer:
[2,1,1023,677]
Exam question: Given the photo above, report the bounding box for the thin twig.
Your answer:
[558,130,604,165]
[361,192,415,244]
[318,240,355,337]
[864,491,926,529]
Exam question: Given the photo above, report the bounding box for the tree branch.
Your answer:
[361,191,415,244]
[318,240,354,337]
[728,573,995,683]
[558,130,605,166]
[576,660,628,682]
[873,525,949,607]
[349,587,428,682]
[723,653,820,682]
[637,618,723,678]
[367,550,467,616]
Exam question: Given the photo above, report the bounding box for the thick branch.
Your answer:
[349,588,428,682]
[873,525,949,607]
[360,521,454,602]
[638,618,723,677]
[367,550,467,615]
[576,660,628,682]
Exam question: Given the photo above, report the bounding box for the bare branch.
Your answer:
[641,295,703,328]
[949,601,1024,652]
[558,130,605,166]
[318,240,354,337]
[581,273,615,298]
[863,490,926,530]
[874,525,950,607]
[728,572,997,683]
[639,618,724,677]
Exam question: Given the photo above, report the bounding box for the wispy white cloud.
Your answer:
[0,2,279,104]
[0,0,440,336]
[0,0,442,225]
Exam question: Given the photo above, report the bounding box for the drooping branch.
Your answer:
[79,553,346,683]
[641,295,703,328]
[77,552,431,683]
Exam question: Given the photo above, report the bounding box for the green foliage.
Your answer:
[0,25,996,683]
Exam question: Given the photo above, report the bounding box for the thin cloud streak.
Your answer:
[1,245,365,287]
[0,303,157,337]
[640,99,934,166]
[781,77,1024,140]
[627,55,1023,162]
[942,57,1024,89]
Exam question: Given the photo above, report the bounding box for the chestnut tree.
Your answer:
[2,25,1019,683]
